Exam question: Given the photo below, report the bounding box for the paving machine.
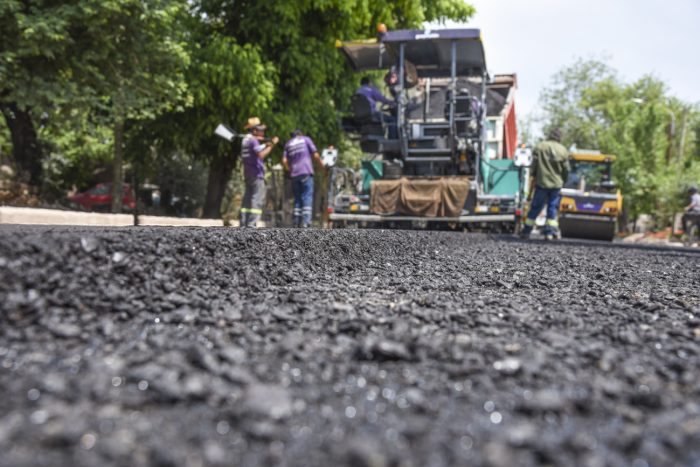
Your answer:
[559,152,622,241]
[328,28,527,230]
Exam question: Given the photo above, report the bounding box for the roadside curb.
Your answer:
[0,206,225,227]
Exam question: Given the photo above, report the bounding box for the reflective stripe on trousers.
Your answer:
[292,174,314,227]
[241,177,266,228]
[523,186,561,235]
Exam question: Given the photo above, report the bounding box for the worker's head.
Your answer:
[547,127,562,142]
[689,186,698,194]
[251,124,267,138]
[244,117,260,132]
[360,76,371,86]
[245,117,267,137]
[290,129,303,138]
[384,67,398,86]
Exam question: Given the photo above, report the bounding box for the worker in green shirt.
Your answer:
[520,128,570,240]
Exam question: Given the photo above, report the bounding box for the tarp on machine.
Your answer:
[370,177,470,217]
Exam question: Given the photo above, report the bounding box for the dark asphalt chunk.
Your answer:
[1,226,700,466]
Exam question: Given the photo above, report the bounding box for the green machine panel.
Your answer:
[480,159,520,196]
[361,160,383,193]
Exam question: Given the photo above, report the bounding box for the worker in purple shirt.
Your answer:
[240,117,279,228]
[355,76,397,139]
[283,130,322,228]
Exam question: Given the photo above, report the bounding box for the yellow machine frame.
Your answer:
[558,152,622,241]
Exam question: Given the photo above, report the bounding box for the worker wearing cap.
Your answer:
[682,186,700,235]
[685,186,700,213]
[357,76,394,112]
[283,130,322,228]
[521,128,570,240]
[356,77,397,139]
[240,117,278,228]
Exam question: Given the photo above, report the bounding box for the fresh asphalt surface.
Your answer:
[1,226,699,466]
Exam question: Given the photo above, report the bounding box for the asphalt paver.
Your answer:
[1,226,700,466]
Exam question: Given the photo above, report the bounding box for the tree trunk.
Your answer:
[111,119,125,213]
[203,153,236,219]
[0,102,43,186]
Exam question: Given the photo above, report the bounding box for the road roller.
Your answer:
[559,152,622,241]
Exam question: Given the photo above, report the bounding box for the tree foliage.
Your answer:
[0,0,91,183]
[1,0,190,203]
[1,0,475,215]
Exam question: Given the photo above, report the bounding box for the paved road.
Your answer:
[1,226,699,466]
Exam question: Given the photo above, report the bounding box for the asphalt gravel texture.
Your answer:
[1,226,700,467]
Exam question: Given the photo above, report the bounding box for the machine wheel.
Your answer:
[560,217,616,242]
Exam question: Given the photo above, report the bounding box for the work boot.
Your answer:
[544,233,555,241]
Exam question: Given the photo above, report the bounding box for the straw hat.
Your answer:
[244,117,266,130]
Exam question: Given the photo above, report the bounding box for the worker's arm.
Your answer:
[526,150,539,200]
[372,87,394,106]
[312,151,322,167]
[256,136,279,160]
[561,155,571,186]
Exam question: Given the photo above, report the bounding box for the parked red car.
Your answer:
[68,183,136,211]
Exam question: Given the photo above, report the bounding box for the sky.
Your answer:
[439,0,700,122]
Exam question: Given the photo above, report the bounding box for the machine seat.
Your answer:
[351,94,380,124]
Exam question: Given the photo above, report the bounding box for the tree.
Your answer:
[0,1,89,185]
[75,0,190,212]
[539,58,616,149]
[1,0,190,212]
